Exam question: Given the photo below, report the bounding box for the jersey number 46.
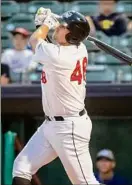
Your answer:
[70,57,87,85]
[41,57,87,85]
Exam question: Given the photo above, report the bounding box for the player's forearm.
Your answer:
[29,25,49,52]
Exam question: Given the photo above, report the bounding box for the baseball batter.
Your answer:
[12,9,100,185]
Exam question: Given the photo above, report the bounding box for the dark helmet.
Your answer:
[60,10,90,45]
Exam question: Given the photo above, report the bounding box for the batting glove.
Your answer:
[35,7,51,27]
[43,14,60,30]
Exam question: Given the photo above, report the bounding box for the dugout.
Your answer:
[1,84,132,184]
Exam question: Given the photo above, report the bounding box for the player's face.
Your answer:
[12,34,28,50]
[53,25,70,45]
[99,0,116,15]
[96,158,115,173]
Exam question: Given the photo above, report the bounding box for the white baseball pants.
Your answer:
[13,113,99,184]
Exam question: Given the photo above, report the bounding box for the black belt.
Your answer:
[45,109,85,121]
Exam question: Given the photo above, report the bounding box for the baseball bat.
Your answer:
[87,36,132,66]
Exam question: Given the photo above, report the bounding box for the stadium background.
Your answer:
[1,0,132,184]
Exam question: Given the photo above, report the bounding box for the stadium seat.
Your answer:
[94,52,124,65]
[88,52,97,64]
[27,1,63,15]
[116,1,132,16]
[70,1,98,16]
[87,64,106,72]
[111,36,132,49]
[19,3,28,13]
[83,40,98,51]
[122,73,132,83]
[109,65,132,82]
[5,13,35,32]
[29,72,41,84]
[96,32,112,45]
[63,2,75,12]
[1,27,11,50]
[86,65,115,83]
[1,1,20,18]
[1,38,10,50]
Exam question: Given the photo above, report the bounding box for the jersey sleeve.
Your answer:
[33,39,60,65]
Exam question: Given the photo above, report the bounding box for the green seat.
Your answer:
[87,52,97,64]
[27,1,63,14]
[109,65,132,82]
[1,38,11,50]
[87,64,106,72]
[29,72,41,83]
[70,1,98,16]
[6,13,35,32]
[126,36,132,48]
[116,1,132,15]
[95,33,131,50]
[86,66,115,83]
[96,32,112,45]
[19,3,28,13]
[122,73,132,82]
[63,2,75,12]
[94,52,124,65]
[1,27,11,50]
[110,65,132,74]
[111,36,132,49]
[1,1,20,18]
[83,40,98,51]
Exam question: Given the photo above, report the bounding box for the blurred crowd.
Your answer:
[1,0,132,85]
[87,0,131,36]
[95,149,131,185]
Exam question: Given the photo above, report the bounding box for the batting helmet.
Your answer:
[60,10,90,45]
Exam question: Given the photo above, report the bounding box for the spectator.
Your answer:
[86,16,96,36]
[95,149,130,185]
[1,64,10,85]
[89,0,128,36]
[1,28,34,73]
[128,21,132,33]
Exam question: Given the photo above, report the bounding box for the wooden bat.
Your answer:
[87,36,132,66]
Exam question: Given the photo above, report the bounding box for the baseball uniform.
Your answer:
[13,39,99,185]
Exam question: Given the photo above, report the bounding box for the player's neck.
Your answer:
[99,171,114,180]
[102,11,113,16]
[60,42,71,46]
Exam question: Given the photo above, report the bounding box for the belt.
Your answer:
[45,109,85,121]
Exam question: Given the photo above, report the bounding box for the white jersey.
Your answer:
[1,49,33,73]
[34,39,88,116]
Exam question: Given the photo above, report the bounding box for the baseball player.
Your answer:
[12,8,100,185]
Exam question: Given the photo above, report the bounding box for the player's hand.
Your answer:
[43,14,60,30]
[35,7,51,27]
